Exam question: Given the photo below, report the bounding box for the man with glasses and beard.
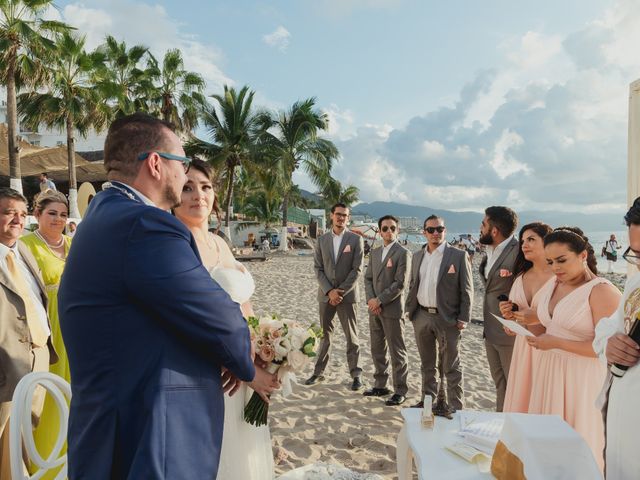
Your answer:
[306,203,364,391]
[478,206,519,412]
[363,215,410,406]
[593,197,640,479]
[58,113,255,479]
[405,215,473,410]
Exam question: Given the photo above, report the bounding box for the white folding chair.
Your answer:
[9,372,71,480]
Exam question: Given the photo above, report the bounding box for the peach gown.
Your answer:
[528,277,610,472]
[503,275,553,413]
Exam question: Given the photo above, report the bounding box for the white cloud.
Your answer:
[422,140,445,158]
[490,130,530,179]
[263,26,291,52]
[323,0,638,213]
[55,0,232,93]
[323,104,356,140]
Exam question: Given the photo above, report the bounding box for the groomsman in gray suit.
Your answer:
[405,215,473,410]
[306,203,364,390]
[478,206,519,412]
[363,215,410,406]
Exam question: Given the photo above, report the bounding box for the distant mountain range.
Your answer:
[351,201,626,233]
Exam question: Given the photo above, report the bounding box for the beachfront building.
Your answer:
[307,208,327,236]
[0,89,106,151]
[398,216,420,230]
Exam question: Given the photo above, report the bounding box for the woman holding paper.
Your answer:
[526,227,620,471]
[499,222,553,413]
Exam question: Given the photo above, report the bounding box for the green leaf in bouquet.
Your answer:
[247,316,259,329]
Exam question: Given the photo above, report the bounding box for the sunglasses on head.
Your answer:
[381,225,396,233]
[424,226,445,234]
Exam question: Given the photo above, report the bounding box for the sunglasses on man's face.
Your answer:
[381,225,396,233]
[623,246,640,265]
[424,226,445,234]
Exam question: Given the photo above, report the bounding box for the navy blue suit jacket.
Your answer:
[59,185,255,479]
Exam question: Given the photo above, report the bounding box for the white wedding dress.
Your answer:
[211,263,275,480]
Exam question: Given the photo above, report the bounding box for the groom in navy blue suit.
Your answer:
[59,113,256,479]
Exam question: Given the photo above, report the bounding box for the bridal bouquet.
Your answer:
[244,315,322,426]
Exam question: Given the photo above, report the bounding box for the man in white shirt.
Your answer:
[307,203,364,390]
[478,206,519,411]
[405,215,473,410]
[363,215,410,405]
[39,172,57,192]
[0,188,56,477]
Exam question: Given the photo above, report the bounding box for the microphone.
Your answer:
[497,294,519,311]
[611,315,640,378]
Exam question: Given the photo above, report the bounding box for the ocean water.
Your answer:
[387,230,631,274]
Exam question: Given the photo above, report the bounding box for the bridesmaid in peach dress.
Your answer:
[499,222,553,413]
[527,227,621,471]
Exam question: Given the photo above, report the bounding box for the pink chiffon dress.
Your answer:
[528,277,610,472]
[503,275,553,413]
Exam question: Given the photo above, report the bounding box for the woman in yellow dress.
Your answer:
[21,190,72,477]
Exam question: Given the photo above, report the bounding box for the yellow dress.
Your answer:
[20,232,72,478]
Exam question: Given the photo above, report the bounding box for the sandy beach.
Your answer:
[244,251,495,478]
[244,250,626,479]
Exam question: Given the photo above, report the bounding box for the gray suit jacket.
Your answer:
[405,243,473,326]
[0,242,57,402]
[364,242,410,319]
[315,229,364,304]
[479,237,519,345]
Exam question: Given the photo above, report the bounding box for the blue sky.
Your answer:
[53,0,637,213]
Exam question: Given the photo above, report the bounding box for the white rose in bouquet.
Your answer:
[287,349,308,370]
[290,327,307,350]
[274,336,292,361]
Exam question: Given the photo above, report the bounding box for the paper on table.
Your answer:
[491,313,534,337]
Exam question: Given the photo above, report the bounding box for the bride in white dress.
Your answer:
[174,159,278,480]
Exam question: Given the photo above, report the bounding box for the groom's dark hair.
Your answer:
[104,112,175,181]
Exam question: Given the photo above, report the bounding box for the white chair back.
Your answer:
[9,372,71,480]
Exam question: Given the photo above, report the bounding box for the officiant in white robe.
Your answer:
[593,198,640,480]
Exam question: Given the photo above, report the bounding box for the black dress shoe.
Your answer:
[410,401,424,408]
[385,394,406,406]
[304,374,325,385]
[351,377,363,391]
[363,387,392,397]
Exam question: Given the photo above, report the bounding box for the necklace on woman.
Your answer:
[35,229,66,260]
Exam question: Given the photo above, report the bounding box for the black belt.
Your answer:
[420,306,438,314]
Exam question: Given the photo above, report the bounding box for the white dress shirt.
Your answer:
[332,229,345,262]
[484,235,514,279]
[417,242,446,308]
[0,242,50,336]
[381,240,397,263]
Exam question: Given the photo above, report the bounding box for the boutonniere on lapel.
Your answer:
[386,258,393,268]
[343,244,351,254]
[499,269,513,278]
[447,264,456,274]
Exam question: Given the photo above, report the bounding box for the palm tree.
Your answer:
[18,32,109,217]
[93,35,150,117]
[259,98,338,250]
[321,178,359,207]
[185,85,265,239]
[0,0,72,192]
[146,49,206,133]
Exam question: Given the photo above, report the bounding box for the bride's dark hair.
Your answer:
[188,158,222,233]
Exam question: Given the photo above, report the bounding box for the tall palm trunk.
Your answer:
[279,188,290,251]
[6,52,22,193]
[66,114,80,218]
[223,164,236,242]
